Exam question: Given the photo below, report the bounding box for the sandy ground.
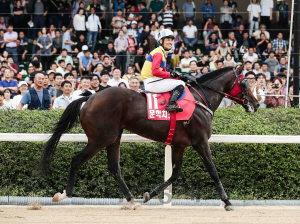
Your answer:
[0,205,300,224]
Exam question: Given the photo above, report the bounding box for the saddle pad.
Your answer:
[145,86,195,121]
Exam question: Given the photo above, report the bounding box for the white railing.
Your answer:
[1,133,300,207]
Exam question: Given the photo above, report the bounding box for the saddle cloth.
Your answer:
[144,86,195,121]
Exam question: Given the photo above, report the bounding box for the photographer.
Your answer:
[264,77,290,108]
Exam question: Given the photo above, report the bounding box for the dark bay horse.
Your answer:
[38,66,259,211]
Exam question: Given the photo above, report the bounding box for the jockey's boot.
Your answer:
[166,85,184,113]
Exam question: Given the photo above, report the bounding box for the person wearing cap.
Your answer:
[47,69,56,87]
[79,49,92,76]
[43,73,57,102]
[264,50,279,73]
[128,21,138,39]
[17,71,52,110]
[55,49,73,65]
[141,29,185,112]
[77,45,92,60]
[86,7,102,52]
[126,5,139,26]
[11,81,28,109]
[216,39,231,59]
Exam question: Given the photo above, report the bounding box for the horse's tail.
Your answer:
[37,96,90,176]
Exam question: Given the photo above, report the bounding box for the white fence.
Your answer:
[1,133,300,207]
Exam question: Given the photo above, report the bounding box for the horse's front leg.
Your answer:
[143,146,185,204]
[193,141,234,211]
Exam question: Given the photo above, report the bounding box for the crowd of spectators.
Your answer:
[0,0,297,111]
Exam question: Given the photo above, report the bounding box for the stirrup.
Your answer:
[166,104,183,113]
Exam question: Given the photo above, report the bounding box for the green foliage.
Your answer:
[0,108,299,200]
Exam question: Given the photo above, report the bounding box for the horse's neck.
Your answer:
[202,71,236,112]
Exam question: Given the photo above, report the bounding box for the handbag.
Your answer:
[252,16,258,22]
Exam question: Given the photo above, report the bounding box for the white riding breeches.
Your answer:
[144,77,185,93]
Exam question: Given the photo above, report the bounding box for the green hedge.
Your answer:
[0,108,300,200]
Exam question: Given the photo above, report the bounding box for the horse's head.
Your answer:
[229,65,259,113]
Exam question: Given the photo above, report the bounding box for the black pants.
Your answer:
[115,51,127,75]
[41,56,51,71]
[260,16,271,29]
[221,21,231,39]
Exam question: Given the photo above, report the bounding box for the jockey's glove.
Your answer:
[170,72,179,78]
[179,75,188,82]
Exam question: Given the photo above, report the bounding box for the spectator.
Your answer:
[56,60,66,74]
[4,25,18,67]
[204,24,222,42]
[202,18,214,39]
[134,47,145,74]
[17,71,52,110]
[88,0,107,39]
[0,91,9,110]
[13,0,25,33]
[79,50,92,76]
[127,30,137,64]
[209,55,219,71]
[251,24,270,40]
[216,39,231,59]
[73,8,86,42]
[162,3,173,28]
[111,9,127,40]
[180,50,193,73]
[256,33,269,56]
[56,49,73,65]
[252,62,261,74]
[72,0,85,19]
[91,52,101,67]
[197,54,209,70]
[99,70,111,91]
[264,50,279,73]
[182,0,196,23]
[0,68,17,96]
[0,0,11,28]
[0,30,6,55]
[275,0,289,37]
[114,30,128,75]
[0,17,6,31]
[53,80,73,109]
[37,27,53,70]
[31,0,48,40]
[7,57,18,77]
[128,21,138,40]
[139,2,150,24]
[246,71,265,107]
[126,5,139,27]
[54,73,63,97]
[274,56,288,76]
[205,33,220,54]
[86,7,102,52]
[103,56,113,75]
[276,72,287,94]
[194,48,203,61]
[90,74,100,92]
[186,60,202,81]
[235,24,245,48]
[47,0,58,28]
[3,88,13,109]
[272,32,287,52]
[73,76,95,100]
[129,77,140,91]
[149,0,164,22]
[17,32,28,61]
[220,0,232,39]
[224,54,236,67]
[228,0,238,20]
[262,42,273,62]
[182,20,198,48]
[123,65,142,82]
[77,45,92,60]
[112,0,125,17]
[200,0,216,24]
[62,26,75,53]
[52,31,63,56]
[247,0,261,36]
[260,0,273,29]
[118,82,127,88]
[256,73,268,107]
[261,63,271,81]
[227,32,238,60]
[243,47,258,64]
[242,61,253,75]
[107,68,129,87]
[11,81,28,109]
[232,15,243,30]
[215,60,224,70]
[264,77,290,107]
[93,63,104,77]
[104,42,116,63]
[43,73,56,102]
[276,46,286,60]
[58,1,70,29]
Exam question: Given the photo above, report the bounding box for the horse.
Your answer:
[37,66,259,211]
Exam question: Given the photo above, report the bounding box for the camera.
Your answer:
[272,84,279,89]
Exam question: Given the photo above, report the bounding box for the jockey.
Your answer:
[141,29,185,112]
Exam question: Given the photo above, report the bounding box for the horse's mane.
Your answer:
[196,67,234,84]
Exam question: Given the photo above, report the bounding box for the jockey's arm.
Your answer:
[152,53,171,79]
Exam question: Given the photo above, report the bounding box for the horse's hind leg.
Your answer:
[143,146,185,204]
[106,130,138,207]
[193,141,233,211]
[52,142,105,202]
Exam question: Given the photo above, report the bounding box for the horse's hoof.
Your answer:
[224,205,234,211]
[52,190,68,202]
[143,192,150,203]
[133,202,141,210]
[121,202,141,210]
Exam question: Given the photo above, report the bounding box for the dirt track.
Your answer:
[0,205,300,224]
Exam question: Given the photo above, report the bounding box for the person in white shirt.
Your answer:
[260,0,273,29]
[252,62,262,75]
[73,8,86,41]
[243,47,258,64]
[53,80,73,109]
[182,19,198,47]
[180,50,193,73]
[3,88,13,109]
[86,7,102,52]
[72,76,95,101]
[251,24,270,40]
[107,68,129,88]
[11,81,28,109]
[77,45,92,59]
[247,0,261,35]
[246,71,265,107]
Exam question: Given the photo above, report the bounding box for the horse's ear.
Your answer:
[235,63,244,75]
